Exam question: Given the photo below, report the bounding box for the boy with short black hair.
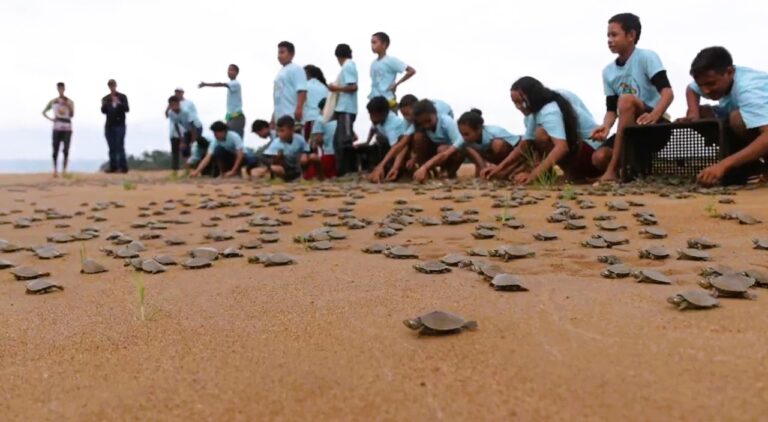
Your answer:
[199,64,245,138]
[329,43,359,176]
[367,96,410,182]
[190,121,244,178]
[244,119,273,178]
[369,32,416,108]
[683,46,768,186]
[590,12,674,182]
[274,41,308,128]
[262,116,310,182]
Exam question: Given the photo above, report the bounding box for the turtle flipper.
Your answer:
[463,320,478,331]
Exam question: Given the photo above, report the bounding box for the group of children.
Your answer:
[161,13,768,187]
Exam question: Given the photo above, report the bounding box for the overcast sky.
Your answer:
[2,0,767,161]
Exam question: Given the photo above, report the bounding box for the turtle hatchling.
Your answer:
[582,237,609,249]
[182,257,213,270]
[533,231,558,241]
[472,229,496,240]
[564,220,587,230]
[362,244,387,254]
[598,255,622,265]
[81,259,107,274]
[221,247,244,258]
[687,237,719,250]
[700,274,756,299]
[638,246,670,260]
[639,227,667,239]
[263,253,295,267]
[596,221,627,231]
[440,254,469,267]
[153,255,177,266]
[601,264,632,279]
[403,311,478,335]
[490,274,528,291]
[677,248,710,261]
[33,246,64,260]
[413,260,451,274]
[632,269,673,285]
[0,259,15,269]
[190,247,219,261]
[141,259,167,274]
[384,246,418,259]
[25,279,64,295]
[667,291,720,311]
[11,266,51,281]
[309,241,333,251]
[752,238,768,250]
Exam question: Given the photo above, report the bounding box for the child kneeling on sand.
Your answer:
[454,109,523,180]
[190,121,244,178]
[264,116,310,182]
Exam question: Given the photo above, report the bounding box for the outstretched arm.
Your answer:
[199,82,229,88]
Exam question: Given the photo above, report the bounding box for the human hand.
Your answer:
[636,111,660,125]
[697,163,726,186]
[590,125,609,141]
[385,167,400,182]
[413,167,428,183]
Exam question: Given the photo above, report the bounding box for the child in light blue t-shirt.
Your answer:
[328,43,359,176]
[369,32,416,107]
[455,109,522,180]
[590,13,674,183]
[198,64,245,138]
[684,46,768,186]
[409,100,466,183]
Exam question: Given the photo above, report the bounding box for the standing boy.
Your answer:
[329,43,359,176]
[273,41,308,128]
[590,13,674,182]
[369,32,416,108]
[42,82,74,177]
[101,79,129,173]
[199,64,245,138]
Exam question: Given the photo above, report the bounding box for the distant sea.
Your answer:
[0,159,103,173]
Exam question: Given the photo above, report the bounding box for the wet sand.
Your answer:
[1,171,767,421]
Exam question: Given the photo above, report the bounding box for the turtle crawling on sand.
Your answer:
[403,311,478,335]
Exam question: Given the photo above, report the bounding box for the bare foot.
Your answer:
[53,171,59,178]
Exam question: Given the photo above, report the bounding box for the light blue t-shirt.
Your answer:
[168,100,202,137]
[304,79,329,123]
[523,90,601,150]
[265,133,310,170]
[460,125,520,151]
[375,112,409,146]
[188,141,205,164]
[423,114,464,148]
[335,60,358,114]
[310,120,338,155]
[226,80,242,115]
[369,55,407,100]
[602,48,666,109]
[208,131,244,154]
[405,99,454,135]
[274,63,308,122]
[689,66,768,129]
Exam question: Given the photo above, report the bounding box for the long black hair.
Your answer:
[304,65,328,86]
[511,76,579,153]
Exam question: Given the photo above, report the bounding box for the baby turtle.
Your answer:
[141,259,167,274]
[547,213,568,223]
[0,258,15,269]
[260,233,280,243]
[440,254,469,267]
[25,279,64,295]
[221,247,244,258]
[677,248,710,261]
[206,230,235,242]
[466,247,489,257]
[190,247,219,261]
[139,232,162,241]
[375,227,397,238]
[742,269,768,288]
[496,245,535,261]
[596,221,627,231]
[181,257,213,270]
[308,241,333,251]
[490,274,528,292]
[593,213,616,221]
[403,311,478,336]
[125,257,144,270]
[11,266,51,281]
[564,220,587,230]
[667,291,720,311]
[362,244,387,254]
[637,215,659,226]
[81,259,108,274]
[532,231,558,241]
[413,260,451,274]
[441,212,467,225]
[598,255,622,265]
[639,227,668,239]
[241,239,263,250]
[632,269,673,285]
[582,237,609,249]
[737,213,761,225]
[472,229,496,240]
[502,219,525,229]
[153,255,177,266]
[263,253,295,267]
[384,246,418,259]
[126,241,146,253]
[717,197,735,204]
[700,264,736,278]
[165,236,186,246]
[34,246,64,260]
[638,246,670,260]
[752,238,768,250]
[687,237,719,250]
[606,200,629,211]
[700,274,756,299]
[596,233,629,247]
[115,247,139,259]
[601,264,632,279]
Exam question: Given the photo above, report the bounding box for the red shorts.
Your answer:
[303,155,337,179]
[560,141,601,180]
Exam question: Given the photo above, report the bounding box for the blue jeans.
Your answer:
[105,125,127,172]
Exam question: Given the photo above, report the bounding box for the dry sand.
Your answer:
[1,171,768,421]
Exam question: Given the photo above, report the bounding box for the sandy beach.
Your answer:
[1,171,768,421]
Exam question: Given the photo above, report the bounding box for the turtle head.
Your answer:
[666,295,683,306]
[403,318,423,331]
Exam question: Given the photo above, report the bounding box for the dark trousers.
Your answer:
[333,112,357,176]
[227,114,246,139]
[357,134,390,172]
[213,146,238,176]
[105,125,127,172]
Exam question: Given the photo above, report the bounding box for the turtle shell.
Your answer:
[700,265,735,278]
[259,234,280,243]
[533,231,558,241]
[165,236,186,246]
[639,246,670,259]
[564,220,587,230]
[752,239,768,250]
[139,232,162,241]
[127,241,146,253]
[309,241,333,251]
[404,311,477,334]
[375,227,397,238]
[593,213,616,221]
[112,235,134,245]
[413,260,451,274]
[598,255,622,265]
[47,233,74,243]
[0,258,15,269]
[639,227,667,239]
[34,246,64,259]
[705,273,755,297]
[241,239,263,250]
[601,264,632,278]
[206,230,235,242]
[11,266,51,280]
[582,237,609,249]
[440,254,469,266]
[125,257,144,270]
[677,248,710,261]
[667,290,720,310]
[264,253,295,267]
[466,248,489,257]
[25,279,64,294]
[490,274,528,291]
[326,231,346,240]
[479,264,504,280]
[362,244,387,254]
[637,215,658,225]
[182,257,213,269]
[547,214,568,223]
[743,269,768,288]
[190,247,219,261]
[81,259,108,274]
[115,248,139,259]
[633,269,672,284]
[153,255,177,266]
[497,245,535,260]
[472,229,496,240]
[221,247,244,258]
[384,246,418,259]
[141,259,167,274]
[687,237,719,250]
[737,214,761,225]
[596,221,627,231]
[502,219,525,229]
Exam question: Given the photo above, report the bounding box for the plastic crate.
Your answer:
[619,118,735,182]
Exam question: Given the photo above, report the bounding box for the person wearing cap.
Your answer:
[100,79,129,173]
[166,88,203,174]
[199,64,245,138]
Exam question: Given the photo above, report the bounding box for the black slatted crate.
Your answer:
[619,118,743,183]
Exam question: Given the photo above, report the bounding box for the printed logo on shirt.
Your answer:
[618,81,638,95]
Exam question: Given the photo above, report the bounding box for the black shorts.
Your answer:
[600,104,671,149]
[52,130,72,156]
